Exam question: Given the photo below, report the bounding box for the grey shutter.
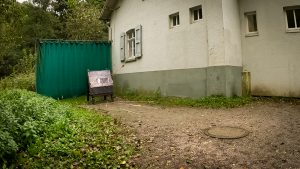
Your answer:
[135,25,142,58]
[120,32,125,62]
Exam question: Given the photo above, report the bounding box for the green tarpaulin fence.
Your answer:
[36,40,111,99]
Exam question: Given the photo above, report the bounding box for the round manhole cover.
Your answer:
[204,126,249,139]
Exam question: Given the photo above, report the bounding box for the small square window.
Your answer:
[190,6,203,23]
[169,12,180,28]
[245,12,258,36]
[285,6,300,32]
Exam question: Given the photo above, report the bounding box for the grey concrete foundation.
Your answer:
[114,66,242,98]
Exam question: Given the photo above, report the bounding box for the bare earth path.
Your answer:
[84,100,300,169]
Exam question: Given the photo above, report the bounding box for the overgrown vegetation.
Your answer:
[0,90,133,168]
[0,0,107,78]
[117,89,252,108]
[0,73,35,91]
[0,42,37,91]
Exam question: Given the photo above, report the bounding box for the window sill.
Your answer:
[170,25,180,29]
[191,19,203,24]
[245,32,259,37]
[286,28,300,33]
[125,57,136,63]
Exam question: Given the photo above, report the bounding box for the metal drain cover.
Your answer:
[204,126,249,139]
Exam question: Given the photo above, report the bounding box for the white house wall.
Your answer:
[222,0,242,66]
[205,0,226,66]
[111,0,211,74]
[109,0,243,97]
[239,0,300,97]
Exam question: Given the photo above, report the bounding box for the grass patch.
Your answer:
[117,90,252,108]
[0,90,133,168]
[60,95,88,106]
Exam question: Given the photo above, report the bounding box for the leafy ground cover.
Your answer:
[0,90,133,168]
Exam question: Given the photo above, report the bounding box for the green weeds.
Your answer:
[117,89,300,108]
[117,90,252,108]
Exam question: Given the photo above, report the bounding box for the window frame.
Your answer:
[169,12,180,28]
[284,6,300,33]
[245,11,259,37]
[190,5,203,23]
[126,29,136,61]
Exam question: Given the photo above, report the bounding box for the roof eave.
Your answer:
[100,0,119,20]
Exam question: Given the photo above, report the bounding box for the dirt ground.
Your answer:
[84,99,300,169]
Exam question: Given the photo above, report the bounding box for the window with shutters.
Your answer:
[169,12,180,28]
[284,6,300,32]
[190,5,202,23]
[120,25,142,62]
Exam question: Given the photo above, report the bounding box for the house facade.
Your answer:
[101,0,300,98]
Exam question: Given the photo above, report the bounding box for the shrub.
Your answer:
[0,90,133,168]
[12,49,37,75]
[0,73,35,91]
[0,90,69,165]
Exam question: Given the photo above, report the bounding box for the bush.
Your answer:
[12,49,37,75]
[0,73,35,91]
[0,49,36,91]
[0,90,133,168]
[0,90,69,166]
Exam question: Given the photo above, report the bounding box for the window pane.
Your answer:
[247,14,257,32]
[133,41,136,56]
[198,8,203,19]
[177,15,180,25]
[253,15,257,31]
[295,9,300,28]
[129,41,132,56]
[286,10,295,28]
[194,10,198,20]
[173,16,176,26]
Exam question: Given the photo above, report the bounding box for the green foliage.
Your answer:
[32,0,51,10]
[117,89,252,108]
[22,3,61,48]
[0,73,35,91]
[60,96,88,106]
[66,1,107,40]
[0,90,68,165]
[0,1,24,77]
[0,90,133,168]
[13,49,37,74]
[0,0,107,78]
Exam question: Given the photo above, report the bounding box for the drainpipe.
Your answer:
[104,20,112,42]
[242,71,251,96]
